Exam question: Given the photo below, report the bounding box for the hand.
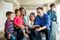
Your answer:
[32,26,36,28]
[35,27,42,31]
[20,25,25,30]
[8,34,11,39]
[26,30,31,33]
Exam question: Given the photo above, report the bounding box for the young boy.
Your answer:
[4,11,16,40]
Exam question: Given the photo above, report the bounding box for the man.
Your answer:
[47,3,57,40]
[47,3,57,32]
[34,7,50,40]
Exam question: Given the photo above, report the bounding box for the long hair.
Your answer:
[29,12,35,21]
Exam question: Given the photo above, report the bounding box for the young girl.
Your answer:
[28,13,37,40]
[29,13,35,28]
[14,9,28,39]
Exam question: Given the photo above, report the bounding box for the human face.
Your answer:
[51,5,56,11]
[7,14,12,20]
[30,15,35,21]
[16,11,21,16]
[37,9,43,16]
[22,9,26,16]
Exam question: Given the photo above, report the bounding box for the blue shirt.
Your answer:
[34,14,50,30]
[47,10,57,22]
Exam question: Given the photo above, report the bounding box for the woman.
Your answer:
[19,7,29,26]
[28,13,36,40]
[19,7,29,39]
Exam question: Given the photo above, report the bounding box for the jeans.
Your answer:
[16,29,24,40]
[50,22,57,40]
[31,29,50,40]
[11,34,16,40]
[29,29,37,40]
[4,32,16,40]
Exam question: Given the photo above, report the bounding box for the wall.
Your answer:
[0,0,13,32]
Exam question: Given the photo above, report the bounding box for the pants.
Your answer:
[39,29,50,40]
[4,32,16,40]
[16,29,24,40]
[50,22,57,40]
[29,29,37,40]
[29,29,50,40]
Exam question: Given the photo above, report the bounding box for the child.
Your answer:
[4,11,16,40]
[14,9,28,39]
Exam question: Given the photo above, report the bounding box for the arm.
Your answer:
[4,21,8,32]
[53,12,57,22]
[42,15,50,30]
[38,15,50,31]
[34,17,39,25]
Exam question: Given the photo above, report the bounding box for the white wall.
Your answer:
[0,1,13,32]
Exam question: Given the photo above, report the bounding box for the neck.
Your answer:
[16,15,20,17]
[7,19,11,21]
[30,19,34,22]
[40,13,43,17]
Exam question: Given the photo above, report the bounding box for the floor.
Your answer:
[0,32,46,40]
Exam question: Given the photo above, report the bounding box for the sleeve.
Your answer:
[34,17,39,25]
[4,21,8,32]
[4,23,6,32]
[14,17,20,27]
[47,11,50,15]
[45,15,50,29]
[53,12,57,22]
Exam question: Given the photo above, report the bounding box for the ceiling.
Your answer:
[4,0,59,6]
[18,0,57,5]
[5,0,59,9]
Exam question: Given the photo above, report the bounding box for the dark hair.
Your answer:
[29,12,35,21]
[15,9,20,15]
[19,7,26,15]
[6,11,13,17]
[36,7,43,11]
[19,7,24,11]
[50,3,55,7]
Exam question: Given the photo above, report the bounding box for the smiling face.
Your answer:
[16,11,21,16]
[51,6,56,11]
[21,9,26,16]
[37,9,43,16]
[50,3,56,11]
[30,14,35,21]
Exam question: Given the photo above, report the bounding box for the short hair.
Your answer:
[36,7,43,10]
[6,11,13,17]
[50,3,55,7]
[19,7,24,11]
[15,9,20,15]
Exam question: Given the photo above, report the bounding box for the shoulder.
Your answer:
[47,10,51,13]
[35,15,39,18]
[44,14,50,18]
[47,10,51,12]
[14,16,19,20]
[5,20,8,24]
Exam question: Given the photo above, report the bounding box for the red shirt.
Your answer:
[14,16,24,27]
